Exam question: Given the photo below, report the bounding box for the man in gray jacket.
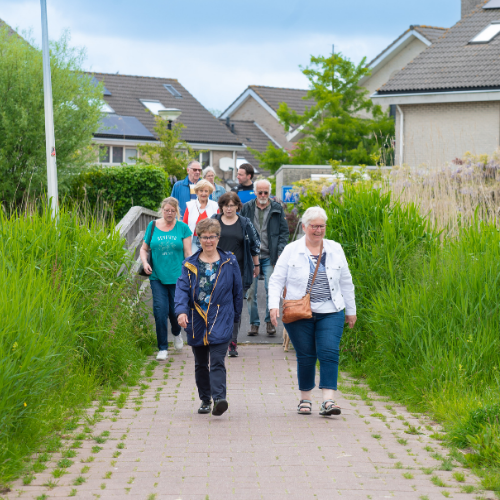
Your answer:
[240,179,289,336]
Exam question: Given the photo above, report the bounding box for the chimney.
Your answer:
[462,0,484,18]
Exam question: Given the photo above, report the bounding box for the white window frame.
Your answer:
[98,145,139,165]
[140,99,167,115]
[470,21,500,43]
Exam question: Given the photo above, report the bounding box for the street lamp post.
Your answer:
[40,0,59,217]
[158,108,182,129]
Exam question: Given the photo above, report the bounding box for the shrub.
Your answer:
[0,203,154,484]
[71,164,168,220]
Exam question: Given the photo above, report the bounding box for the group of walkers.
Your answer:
[140,160,357,418]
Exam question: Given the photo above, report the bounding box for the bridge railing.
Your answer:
[116,206,159,277]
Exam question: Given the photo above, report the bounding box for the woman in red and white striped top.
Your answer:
[183,179,219,253]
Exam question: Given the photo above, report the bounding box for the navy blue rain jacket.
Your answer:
[174,249,243,347]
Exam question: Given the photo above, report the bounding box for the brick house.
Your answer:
[90,73,246,181]
[372,0,500,167]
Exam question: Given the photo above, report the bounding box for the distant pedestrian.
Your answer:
[231,163,256,204]
[183,179,219,253]
[241,179,289,337]
[268,206,357,416]
[212,192,261,357]
[171,160,203,217]
[175,218,243,416]
[203,166,226,202]
[140,197,192,361]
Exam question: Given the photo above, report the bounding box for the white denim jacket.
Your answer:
[268,236,356,315]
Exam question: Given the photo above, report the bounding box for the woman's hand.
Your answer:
[345,315,357,329]
[143,262,152,275]
[270,308,280,327]
[177,314,188,329]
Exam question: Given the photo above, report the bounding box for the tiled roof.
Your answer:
[220,119,275,175]
[249,85,316,115]
[378,1,500,93]
[90,72,243,146]
[367,25,447,68]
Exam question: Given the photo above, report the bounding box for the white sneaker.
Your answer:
[173,334,183,351]
[156,350,168,360]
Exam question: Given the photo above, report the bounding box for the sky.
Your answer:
[2,0,460,113]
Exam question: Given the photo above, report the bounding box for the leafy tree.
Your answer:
[248,143,290,174]
[256,53,394,171]
[136,118,197,182]
[0,27,104,204]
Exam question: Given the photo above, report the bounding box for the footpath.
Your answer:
[4,345,482,500]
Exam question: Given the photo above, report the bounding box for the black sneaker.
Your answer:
[228,341,238,357]
[212,399,228,416]
[198,400,211,414]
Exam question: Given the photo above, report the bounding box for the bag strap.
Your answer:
[283,240,323,299]
[147,221,156,246]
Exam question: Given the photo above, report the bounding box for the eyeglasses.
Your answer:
[163,210,176,214]
[309,224,327,231]
[225,204,238,209]
[199,235,218,241]
[190,168,202,172]
[258,191,269,195]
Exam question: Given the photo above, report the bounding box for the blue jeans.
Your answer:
[150,280,181,351]
[284,310,345,391]
[247,257,273,325]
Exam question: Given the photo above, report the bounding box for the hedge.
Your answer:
[72,164,168,220]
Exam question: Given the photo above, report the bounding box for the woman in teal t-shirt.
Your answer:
[140,197,192,360]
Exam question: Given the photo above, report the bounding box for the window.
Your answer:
[199,151,210,168]
[164,84,182,98]
[140,99,167,115]
[484,0,500,9]
[125,148,137,164]
[470,21,500,43]
[99,146,110,163]
[113,146,123,164]
[389,104,397,120]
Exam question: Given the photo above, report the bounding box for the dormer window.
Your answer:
[470,21,500,43]
[140,99,167,115]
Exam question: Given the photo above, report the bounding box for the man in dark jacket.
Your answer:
[240,179,289,336]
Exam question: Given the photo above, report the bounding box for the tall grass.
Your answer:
[298,181,500,486]
[0,202,154,484]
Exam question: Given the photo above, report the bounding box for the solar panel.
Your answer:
[164,84,182,98]
[484,0,500,8]
[97,114,155,138]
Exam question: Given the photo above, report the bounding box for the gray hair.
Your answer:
[255,178,272,193]
[203,166,215,177]
[302,206,328,227]
[187,160,201,170]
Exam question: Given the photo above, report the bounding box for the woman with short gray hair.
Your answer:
[203,167,226,202]
[268,206,357,416]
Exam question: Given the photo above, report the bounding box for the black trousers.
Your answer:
[191,341,230,402]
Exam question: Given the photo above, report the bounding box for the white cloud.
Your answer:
[3,0,393,110]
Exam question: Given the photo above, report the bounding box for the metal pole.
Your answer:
[332,44,335,93]
[41,0,59,217]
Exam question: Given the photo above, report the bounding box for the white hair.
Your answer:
[203,166,215,176]
[302,206,328,227]
[255,178,272,192]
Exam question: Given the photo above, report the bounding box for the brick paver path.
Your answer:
[6,346,480,500]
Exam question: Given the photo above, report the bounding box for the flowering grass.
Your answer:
[0,202,154,485]
[296,176,500,490]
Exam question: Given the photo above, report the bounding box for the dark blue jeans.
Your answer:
[285,310,345,391]
[191,341,230,401]
[150,280,181,351]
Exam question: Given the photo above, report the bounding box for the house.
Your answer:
[219,26,448,168]
[90,72,246,181]
[372,0,500,167]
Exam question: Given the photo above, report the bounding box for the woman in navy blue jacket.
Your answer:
[175,218,243,416]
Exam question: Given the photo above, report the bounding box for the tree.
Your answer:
[0,27,105,204]
[136,118,197,182]
[256,53,395,171]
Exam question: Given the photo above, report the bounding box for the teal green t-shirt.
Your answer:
[145,220,192,284]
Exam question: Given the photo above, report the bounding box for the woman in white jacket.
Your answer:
[269,206,357,416]
[183,179,219,253]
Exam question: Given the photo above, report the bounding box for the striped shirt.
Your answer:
[307,252,332,303]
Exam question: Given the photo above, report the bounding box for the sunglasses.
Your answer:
[190,168,202,172]
[258,191,269,195]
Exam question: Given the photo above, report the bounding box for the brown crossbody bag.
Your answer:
[282,242,323,324]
